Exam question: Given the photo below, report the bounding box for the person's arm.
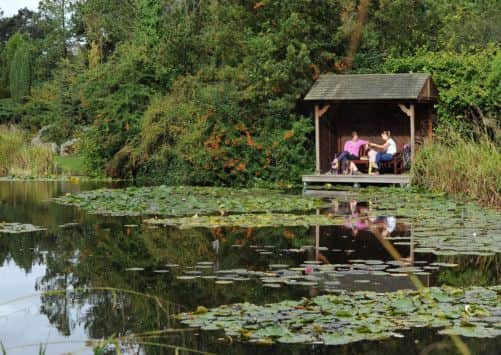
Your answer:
[370,142,389,149]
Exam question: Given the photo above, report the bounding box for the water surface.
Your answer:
[0,181,499,354]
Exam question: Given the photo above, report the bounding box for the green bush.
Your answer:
[134,73,313,186]
[17,82,58,132]
[79,44,156,175]
[0,98,21,124]
[382,46,500,134]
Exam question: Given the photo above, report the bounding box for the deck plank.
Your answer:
[302,174,410,185]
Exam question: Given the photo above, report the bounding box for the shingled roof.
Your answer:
[304,73,438,102]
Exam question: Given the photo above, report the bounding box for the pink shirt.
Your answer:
[343,139,368,156]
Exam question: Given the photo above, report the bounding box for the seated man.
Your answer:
[330,131,368,174]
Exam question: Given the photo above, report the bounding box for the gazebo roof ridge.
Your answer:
[304,72,438,102]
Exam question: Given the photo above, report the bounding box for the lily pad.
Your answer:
[177,286,501,346]
[0,222,47,234]
[53,186,327,217]
[145,213,343,229]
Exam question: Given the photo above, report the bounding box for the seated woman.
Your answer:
[368,130,396,174]
[330,131,368,174]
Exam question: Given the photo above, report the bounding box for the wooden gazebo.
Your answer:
[302,73,438,185]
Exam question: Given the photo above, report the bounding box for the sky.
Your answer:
[0,0,39,17]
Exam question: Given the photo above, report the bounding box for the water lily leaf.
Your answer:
[322,333,363,345]
[53,186,327,217]
[0,222,47,234]
[263,283,281,288]
[277,334,314,343]
[215,280,234,285]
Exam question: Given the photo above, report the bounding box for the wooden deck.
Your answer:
[302,173,410,186]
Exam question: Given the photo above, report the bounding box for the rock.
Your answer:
[31,135,43,146]
[60,138,79,156]
[31,125,59,153]
[48,142,59,154]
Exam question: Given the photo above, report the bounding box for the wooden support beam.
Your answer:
[427,105,433,139]
[315,104,330,119]
[398,103,412,117]
[314,104,330,173]
[314,105,320,173]
[409,104,415,162]
[315,209,320,261]
[399,103,416,162]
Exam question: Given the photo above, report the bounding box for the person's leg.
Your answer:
[349,161,357,173]
[368,149,377,174]
[343,153,358,174]
[375,153,393,174]
[380,153,393,162]
[341,158,349,174]
[332,151,348,172]
[338,151,350,173]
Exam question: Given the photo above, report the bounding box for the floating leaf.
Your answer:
[0,222,47,234]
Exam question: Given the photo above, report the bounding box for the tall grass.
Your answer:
[412,129,500,207]
[0,126,56,177]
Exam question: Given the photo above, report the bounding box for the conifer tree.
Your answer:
[9,42,31,100]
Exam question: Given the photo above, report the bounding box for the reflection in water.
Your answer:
[0,182,500,354]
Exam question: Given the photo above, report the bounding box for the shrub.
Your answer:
[135,76,314,186]
[0,98,21,124]
[382,46,500,134]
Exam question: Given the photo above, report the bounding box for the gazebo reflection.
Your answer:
[309,202,431,292]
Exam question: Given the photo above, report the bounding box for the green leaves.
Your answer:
[145,213,342,229]
[53,185,326,217]
[177,286,501,345]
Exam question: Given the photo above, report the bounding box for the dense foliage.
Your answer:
[0,0,498,184]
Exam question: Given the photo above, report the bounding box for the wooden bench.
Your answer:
[349,145,404,174]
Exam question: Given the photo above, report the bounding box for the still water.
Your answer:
[0,181,499,354]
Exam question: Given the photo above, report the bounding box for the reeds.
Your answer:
[0,126,56,177]
[412,128,500,207]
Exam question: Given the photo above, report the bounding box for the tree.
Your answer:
[9,41,31,100]
[73,0,135,60]
[38,0,76,56]
[0,32,26,92]
[0,8,42,45]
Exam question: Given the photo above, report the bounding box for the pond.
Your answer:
[0,181,500,354]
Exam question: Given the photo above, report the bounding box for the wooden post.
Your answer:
[410,104,415,162]
[410,223,414,264]
[315,209,320,260]
[315,105,320,173]
[314,104,330,174]
[398,103,416,162]
[427,105,433,139]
